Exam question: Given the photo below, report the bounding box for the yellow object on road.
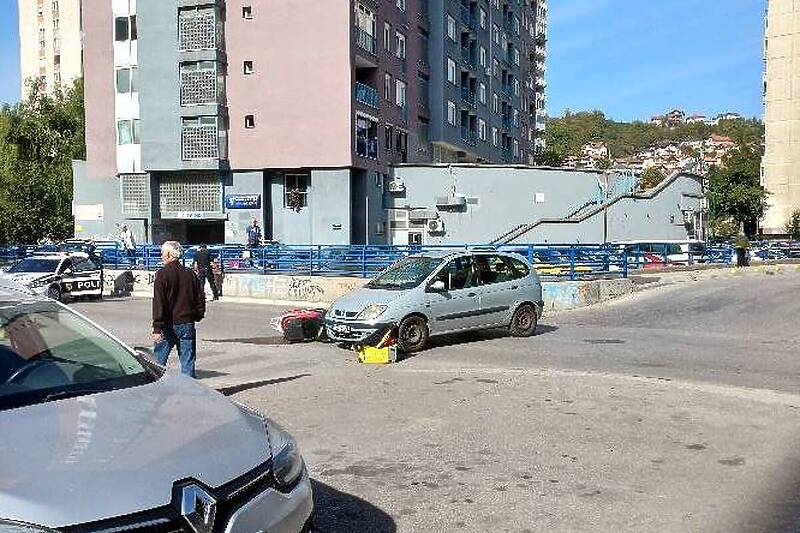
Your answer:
[357,345,398,364]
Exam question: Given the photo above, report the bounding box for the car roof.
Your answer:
[29,252,88,260]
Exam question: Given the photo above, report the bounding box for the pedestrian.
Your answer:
[120,224,136,265]
[152,241,206,378]
[193,244,219,301]
[246,218,262,248]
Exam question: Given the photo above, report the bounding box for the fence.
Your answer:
[2,241,798,281]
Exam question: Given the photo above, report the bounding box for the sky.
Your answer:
[0,0,766,121]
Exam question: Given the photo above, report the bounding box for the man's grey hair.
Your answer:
[161,241,183,260]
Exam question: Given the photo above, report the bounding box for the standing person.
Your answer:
[192,244,219,301]
[246,218,262,248]
[152,241,206,378]
[120,224,136,265]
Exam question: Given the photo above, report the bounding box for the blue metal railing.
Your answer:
[355,82,379,108]
[3,241,798,281]
[354,27,376,55]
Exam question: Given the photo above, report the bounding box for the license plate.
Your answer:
[331,324,352,334]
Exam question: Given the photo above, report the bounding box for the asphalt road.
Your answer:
[73,269,800,533]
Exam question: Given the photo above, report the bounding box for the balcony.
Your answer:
[460,127,478,146]
[355,82,379,109]
[356,137,379,159]
[460,5,477,28]
[500,83,513,99]
[460,87,476,107]
[501,115,513,130]
[354,27,376,55]
[461,46,475,68]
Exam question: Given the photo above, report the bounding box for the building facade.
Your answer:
[74,0,548,245]
[763,0,800,235]
[18,0,83,97]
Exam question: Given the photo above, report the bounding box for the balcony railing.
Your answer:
[502,116,513,130]
[460,87,476,107]
[461,46,475,68]
[355,82,379,109]
[356,137,379,159]
[354,27,376,55]
[460,5,476,27]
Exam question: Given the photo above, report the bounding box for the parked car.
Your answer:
[0,280,313,532]
[325,250,544,352]
[617,240,707,267]
[0,252,104,302]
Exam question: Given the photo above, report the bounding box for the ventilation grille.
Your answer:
[179,8,216,51]
[182,118,219,160]
[120,174,150,217]
[180,69,217,106]
[159,174,221,214]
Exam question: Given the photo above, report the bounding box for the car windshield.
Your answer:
[367,257,443,290]
[0,300,153,411]
[7,259,60,273]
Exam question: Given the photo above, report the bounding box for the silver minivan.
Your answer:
[325,251,544,352]
[0,281,313,533]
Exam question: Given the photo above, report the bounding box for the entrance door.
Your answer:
[408,231,423,245]
[186,221,225,244]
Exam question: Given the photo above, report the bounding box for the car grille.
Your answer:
[60,460,275,533]
[331,309,359,319]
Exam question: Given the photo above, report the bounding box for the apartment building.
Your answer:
[73,0,548,245]
[18,0,83,97]
[763,0,800,235]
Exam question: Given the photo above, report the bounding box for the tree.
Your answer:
[706,145,768,236]
[0,78,84,244]
[639,167,666,190]
[533,148,565,167]
[786,209,800,239]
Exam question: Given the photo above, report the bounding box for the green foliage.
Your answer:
[706,145,768,237]
[0,79,84,245]
[639,167,666,190]
[533,148,565,167]
[544,111,764,160]
[786,209,800,239]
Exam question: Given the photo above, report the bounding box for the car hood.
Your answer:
[0,373,269,528]
[330,286,406,315]
[0,272,53,286]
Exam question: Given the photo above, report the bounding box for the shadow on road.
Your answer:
[311,479,396,533]
[424,324,560,350]
[217,373,311,396]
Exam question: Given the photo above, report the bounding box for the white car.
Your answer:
[0,252,103,302]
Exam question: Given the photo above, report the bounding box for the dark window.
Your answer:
[385,125,393,151]
[242,6,253,19]
[129,15,137,40]
[59,259,73,274]
[114,16,128,41]
[504,256,530,280]
[473,255,514,285]
[284,174,309,208]
[434,256,475,291]
[244,115,256,129]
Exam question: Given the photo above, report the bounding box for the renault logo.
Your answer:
[180,484,217,533]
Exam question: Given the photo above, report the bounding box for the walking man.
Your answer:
[120,224,136,265]
[152,241,205,377]
[246,218,262,248]
[192,244,220,301]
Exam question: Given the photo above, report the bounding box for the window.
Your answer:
[130,15,137,40]
[492,127,499,146]
[114,16,129,41]
[513,109,519,126]
[479,46,487,67]
[514,48,520,66]
[396,0,406,11]
[493,24,500,44]
[480,8,487,29]
[492,58,499,77]
[384,73,392,100]
[115,66,138,93]
[447,101,457,126]
[447,15,457,41]
[284,174,309,209]
[447,57,457,85]
[384,22,391,51]
[492,93,499,113]
[478,119,487,141]
[478,82,486,104]
[244,115,255,129]
[395,31,406,59]
[242,6,253,19]
[385,125,393,151]
[395,80,407,108]
[117,119,140,145]
[356,115,379,159]
[513,139,520,157]
[514,79,520,96]
[514,16,520,35]
[432,256,476,291]
[243,60,254,74]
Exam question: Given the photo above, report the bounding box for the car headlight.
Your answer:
[357,304,388,321]
[29,278,52,288]
[0,520,58,533]
[265,419,305,490]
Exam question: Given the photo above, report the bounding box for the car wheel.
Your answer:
[509,304,537,337]
[47,285,62,302]
[398,316,429,353]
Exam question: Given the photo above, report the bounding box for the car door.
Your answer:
[71,257,103,293]
[424,255,481,334]
[473,254,520,327]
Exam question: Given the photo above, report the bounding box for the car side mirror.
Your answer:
[428,280,446,292]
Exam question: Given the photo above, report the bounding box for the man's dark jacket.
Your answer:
[152,260,206,334]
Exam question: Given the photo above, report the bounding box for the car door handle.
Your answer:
[468,292,477,297]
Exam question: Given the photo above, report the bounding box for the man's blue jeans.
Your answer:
[154,322,197,378]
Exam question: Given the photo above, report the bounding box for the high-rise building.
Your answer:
[763,0,800,235]
[74,0,547,245]
[17,0,83,97]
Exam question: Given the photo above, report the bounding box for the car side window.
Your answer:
[434,256,475,291]
[504,257,530,280]
[473,255,512,285]
[59,259,73,274]
[72,259,90,273]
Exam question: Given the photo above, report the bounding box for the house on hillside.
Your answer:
[686,114,707,124]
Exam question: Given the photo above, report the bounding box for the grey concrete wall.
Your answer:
[269,173,311,244]
[72,160,128,240]
[311,169,352,245]
[351,170,388,245]
[224,171,265,244]
[138,1,181,171]
[391,165,603,243]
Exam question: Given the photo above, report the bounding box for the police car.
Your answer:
[0,252,104,302]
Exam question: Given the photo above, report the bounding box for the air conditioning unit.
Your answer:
[388,177,406,193]
[427,219,446,234]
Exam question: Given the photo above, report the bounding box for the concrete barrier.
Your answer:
[104,269,634,312]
